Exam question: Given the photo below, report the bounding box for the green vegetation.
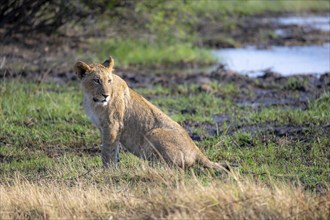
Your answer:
[90,38,216,67]
[191,0,330,16]
[1,81,329,190]
[283,77,308,91]
[80,0,330,67]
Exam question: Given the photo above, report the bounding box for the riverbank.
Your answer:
[1,1,329,74]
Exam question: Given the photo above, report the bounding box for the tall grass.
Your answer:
[1,169,329,219]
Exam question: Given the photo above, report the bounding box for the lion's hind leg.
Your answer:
[142,128,197,168]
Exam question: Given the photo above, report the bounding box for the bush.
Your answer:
[0,0,129,37]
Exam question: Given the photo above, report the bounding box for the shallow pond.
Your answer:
[213,15,330,77]
[213,43,330,77]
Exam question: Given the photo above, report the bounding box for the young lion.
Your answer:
[74,57,229,170]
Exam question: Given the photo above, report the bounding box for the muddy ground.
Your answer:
[118,68,330,141]
[0,13,329,144]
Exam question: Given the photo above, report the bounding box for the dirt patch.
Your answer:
[43,146,101,158]
[184,118,330,143]
[0,154,15,163]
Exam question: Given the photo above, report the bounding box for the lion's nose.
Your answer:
[102,94,109,98]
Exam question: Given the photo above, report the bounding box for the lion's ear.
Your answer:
[74,61,91,79]
[102,56,114,70]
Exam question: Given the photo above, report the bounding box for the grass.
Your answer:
[0,81,97,149]
[0,79,329,218]
[191,0,330,16]
[85,38,216,67]
[1,170,329,219]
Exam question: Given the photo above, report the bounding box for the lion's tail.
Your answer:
[197,153,231,171]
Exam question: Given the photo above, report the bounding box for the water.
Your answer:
[212,15,330,77]
[276,15,330,32]
[213,43,330,77]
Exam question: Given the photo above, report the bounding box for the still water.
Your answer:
[276,15,330,32]
[213,43,330,77]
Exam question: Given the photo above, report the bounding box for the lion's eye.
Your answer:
[108,79,112,83]
[93,79,101,84]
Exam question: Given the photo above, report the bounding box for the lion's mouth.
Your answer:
[93,97,108,105]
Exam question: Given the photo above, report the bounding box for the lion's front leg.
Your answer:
[101,125,121,168]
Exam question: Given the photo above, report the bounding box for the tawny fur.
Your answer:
[74,57,228,170]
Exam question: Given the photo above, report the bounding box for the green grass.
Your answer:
[0,81,98,148]
[0,80,329,189]
[138,85,330,188]
[0,79,329,219]
[191,0,330,16]
[86,38,216,67]
[200,132,329,189]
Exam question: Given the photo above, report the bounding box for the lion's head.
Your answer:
[74,57,114,106]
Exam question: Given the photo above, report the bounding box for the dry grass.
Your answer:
[1,167,329,220]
